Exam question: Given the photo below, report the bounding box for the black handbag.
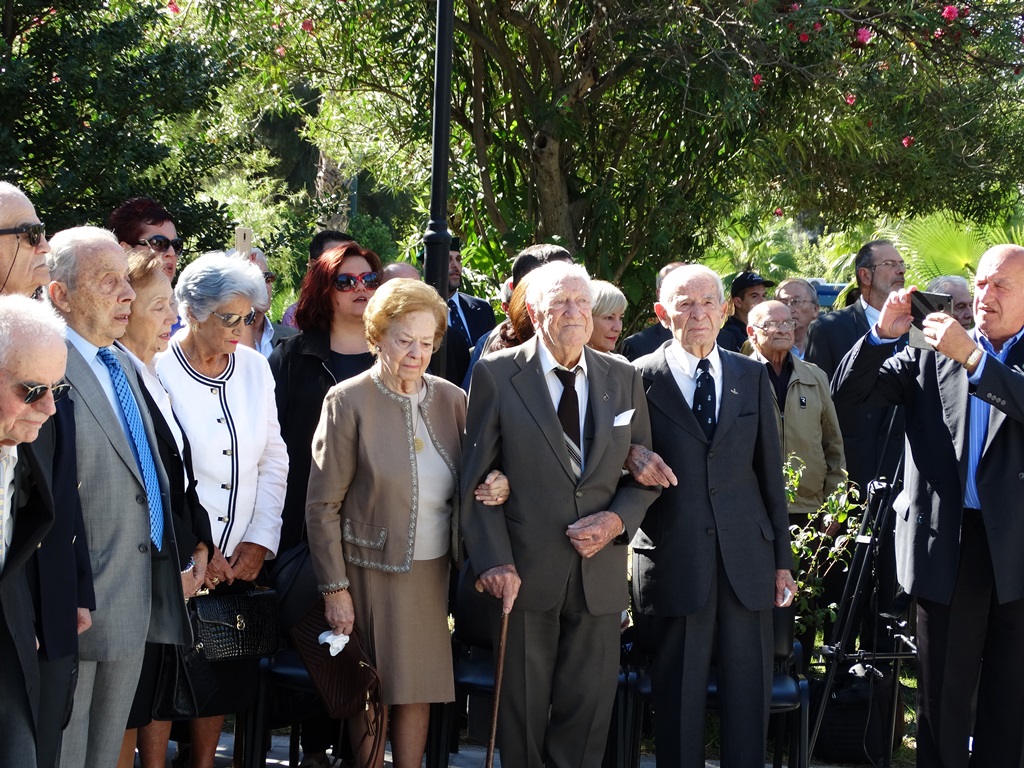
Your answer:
[151,644,199,720]
[187,583,281,660]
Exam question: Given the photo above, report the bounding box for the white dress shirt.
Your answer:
[665,341,724,417]
[0,446,18,572]
[536,339,590,469]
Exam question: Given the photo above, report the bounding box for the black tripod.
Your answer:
[808,474,917,767]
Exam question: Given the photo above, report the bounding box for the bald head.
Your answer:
[0,182,51,296]
[656,262,685,291]
[382,262,421,283]
[973,244,1024,348]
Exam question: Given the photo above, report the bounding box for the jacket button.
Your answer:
[708,451,715,459]
[709,487,717,495]
[706,528,715,535]
[136,494,146,505]
[1018,473,1024,480]
[575,491,582,498]
[917,515,925,524]
[138,543,149,553]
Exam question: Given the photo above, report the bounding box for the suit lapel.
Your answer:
[579,349,615,485]
[510,338,577,481]
[643,348,706,442]
[711,352,747,448]
[982,340,1024,455]
[65,343,143,486]
[937,352,969,465]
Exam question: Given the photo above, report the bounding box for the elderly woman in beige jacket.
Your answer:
[305,279,508,768]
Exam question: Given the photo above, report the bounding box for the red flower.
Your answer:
[167,0,180,12]
[867,120,873,127]
[789,3,800,10]
[855,27,872,45]
[275,46,287,57]
[752,73,763,91]
[799,32,810,42]
[902,135,915,148]
[301,18,314,33]
[941,5,959,21]
[845,93,856,105]
[813,22,822,31]
[774,208,784,217]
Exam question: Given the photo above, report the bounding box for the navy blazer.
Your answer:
[451,292,496,348]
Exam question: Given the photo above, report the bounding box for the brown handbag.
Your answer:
[290,597,385,761]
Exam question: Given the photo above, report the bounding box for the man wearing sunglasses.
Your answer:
[47,227,186,768]
[0,295,72,767]
[0,182,52,297]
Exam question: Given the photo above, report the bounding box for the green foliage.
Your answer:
[785,457,860,644]
[0,0,236,248]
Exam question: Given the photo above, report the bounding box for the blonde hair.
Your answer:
[591,280,627,317]
[364,278,448,353]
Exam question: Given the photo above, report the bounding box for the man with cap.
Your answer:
[717,270,774,352]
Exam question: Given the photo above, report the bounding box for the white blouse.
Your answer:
[155,340,288,558]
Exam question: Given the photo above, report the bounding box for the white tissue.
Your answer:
[318,630,351,656]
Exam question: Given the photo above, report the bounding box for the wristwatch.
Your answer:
[962,347,983,370]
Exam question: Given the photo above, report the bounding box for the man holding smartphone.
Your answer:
[832,244,1024,767]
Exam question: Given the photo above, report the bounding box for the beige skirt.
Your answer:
[348,554,455,705]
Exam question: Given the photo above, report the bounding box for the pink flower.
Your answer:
[167,0,180,12]
[813,22,822,31]
[752,73,763,91]
[934,28,944,38]
[774,208,784,217]
[789,3,800,11]
[855,27,873,45]
[941,5,959,21]
[799,32,810,42]
[301,18,314,33]
[845,93,856,105]
[275,46,287,57]
[902,135,915,148]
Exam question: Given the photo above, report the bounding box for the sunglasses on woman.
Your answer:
[20,379,72,404]
[0,223,46,247]
[136,235,185,254]
[211,309,257,328]
[333,271,381,292]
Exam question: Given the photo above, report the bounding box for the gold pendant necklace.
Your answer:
[411,388,425,453]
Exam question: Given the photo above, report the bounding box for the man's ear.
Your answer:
[48,281,72,315]
[654,302,670,329]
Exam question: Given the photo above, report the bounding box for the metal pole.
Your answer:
[423,0,455,378]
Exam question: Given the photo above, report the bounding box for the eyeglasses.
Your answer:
[20,379,71,404]
[333,271,380,292]
[136,235,184,254]
[778,298,816,307]
[0,223,46,247]
[210,308,257,328]
[869,260,906,270]
[754,320,796,332]
[262,271,276,285]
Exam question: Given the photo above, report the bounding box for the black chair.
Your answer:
[623,605,810,768]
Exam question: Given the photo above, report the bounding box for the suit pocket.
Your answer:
[893,490,910,522]
[756,517,776,541]
[342,519,388,550]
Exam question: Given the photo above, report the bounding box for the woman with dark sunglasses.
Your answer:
[107,197,183,281]
[154,252,288,766]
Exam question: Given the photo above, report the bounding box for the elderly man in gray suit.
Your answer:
[0,295,69,767]
[462,260,661,768]
[47,227,188,768]
[631,264,796,768]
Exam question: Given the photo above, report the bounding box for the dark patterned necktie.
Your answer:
[554,366,582,478]
[692,358,716,441]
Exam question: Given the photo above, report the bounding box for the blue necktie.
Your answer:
[97,347,164,549]
[693,358,716,441]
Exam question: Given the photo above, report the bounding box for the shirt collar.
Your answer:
[536,337,589,378]
[66,326,104,363]
[860,296,881,328]
[667,341,722,379]
[975,325,1024,358]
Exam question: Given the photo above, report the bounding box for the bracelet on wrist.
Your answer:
[181,556,195,574]
[322,587,348,596]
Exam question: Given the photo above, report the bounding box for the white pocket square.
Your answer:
[613,409,635,427]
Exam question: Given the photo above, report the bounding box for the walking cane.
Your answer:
[477,578,510,768]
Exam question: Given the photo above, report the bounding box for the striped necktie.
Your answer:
[554,366,582,478]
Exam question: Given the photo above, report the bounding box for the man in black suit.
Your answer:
[621,262,682,361]
[445,236,496,384]
[0,295,72,766]
[717,270,773,352]
[832,244,1024,767]
[631,264,795,768]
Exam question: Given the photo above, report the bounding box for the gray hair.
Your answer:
[591,280,627,317]
[524,261,593,312]
[659,263,724,305]
[776,277,819,306]
[927,275,970,295]
[175,251,269,322]
[0,182,31,222]
[0,295,67,369]
[47,227,120,290]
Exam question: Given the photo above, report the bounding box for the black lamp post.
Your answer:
[422,0,455,378]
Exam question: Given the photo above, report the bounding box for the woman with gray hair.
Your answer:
[588,279,627,353]
[155,252,288,765]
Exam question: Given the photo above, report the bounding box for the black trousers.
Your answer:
[916,510,1024,768]
[36,653,77,768]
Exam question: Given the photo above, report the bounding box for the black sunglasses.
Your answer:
[211,308,257,328]
[333,271,381,292]
[0,223,46,247]
[20,379,71,404]
[137,235,184,254]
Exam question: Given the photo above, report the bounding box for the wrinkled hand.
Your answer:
[229,542,269,583]
[876,288,914,340]
[475,469,511,506]
[476,564,521,615]
[324,589,355,636]
[566,511,624,559]
[180,544,209,599]
[205,546,233,590]
[776,569,797,607]
[76,607,92,635]
[922,312,977,366]
[624,444,677,488]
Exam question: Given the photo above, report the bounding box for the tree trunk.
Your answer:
[532,128,576,253]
